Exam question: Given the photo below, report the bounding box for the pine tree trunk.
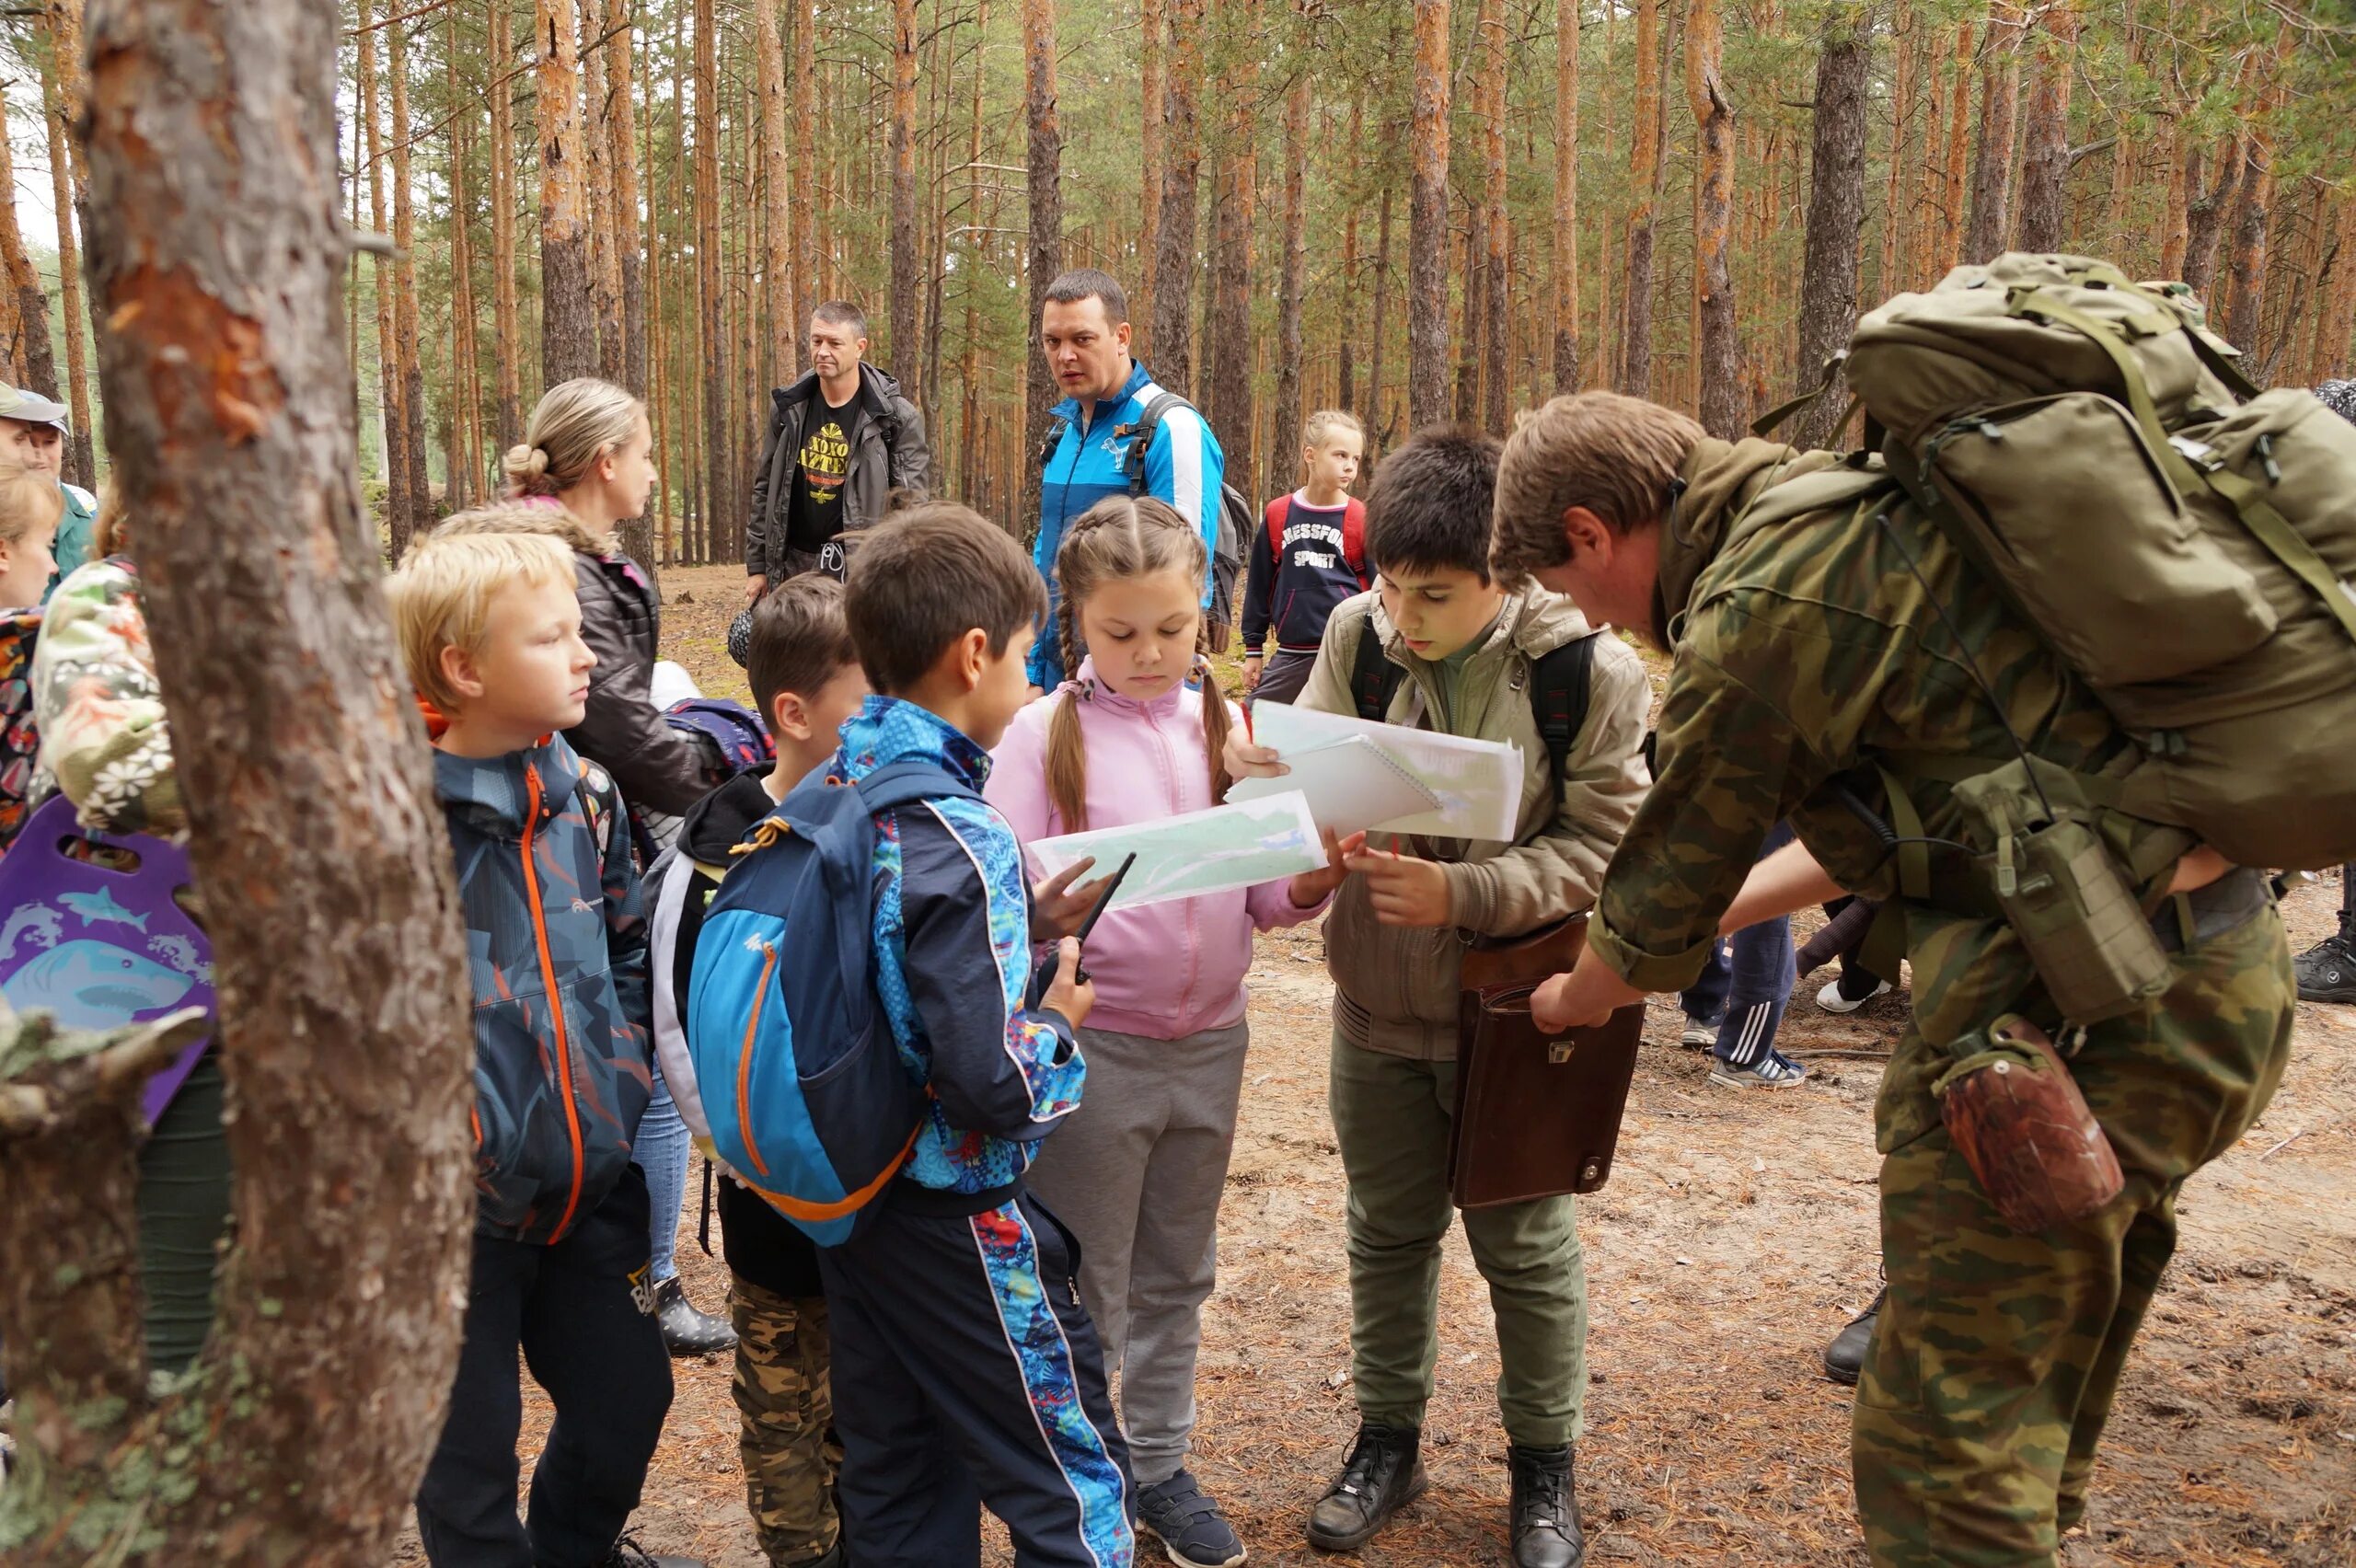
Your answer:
[1479,0,1508,432]
[1338,98,1361,415]
[2157,132,2193,281]
[606,0,646,401]
[1880,4,1915,297]
[388,8,431,542]
[1962,0,2023,263]
[40,5,95,487]
[693,0,727,563]
[1551,0,1580,396]
[1622,0,1660,396]
[539,0,597,387]
[491,0,524,452]
[356,0,407,546]
[1407,0,1451,429]
[583,0,623,385]
[1205,0,1256,486]
[1022,0,1062,470]
[1138,0,1165,358]
[1455,217,1482,425]
[2221,34,2293,356]
[1687,0,1739,439]
[2013,0,2075,253]
[1368,184,1392,446]
[1149,0,1204,394]
[959,0,990,496]
[756,0,793,386]
[1273,73,1310,483]
[891,0,920,384]
[445,6,478,509]
[7,0,477,1555]
[791,0,818,373]
[1791,4,1871,451]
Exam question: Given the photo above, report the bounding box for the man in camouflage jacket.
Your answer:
[1492,392,2292,1568]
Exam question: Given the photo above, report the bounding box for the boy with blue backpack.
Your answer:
[650,575,868,1568]
[687,502,1132,1568]
[388,526,694,1568]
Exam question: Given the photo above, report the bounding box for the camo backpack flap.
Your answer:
[0,793,214,1124]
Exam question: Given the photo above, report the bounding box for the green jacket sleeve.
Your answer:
[29,559,183,837]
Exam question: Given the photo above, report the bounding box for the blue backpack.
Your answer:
[685,757,977,1244]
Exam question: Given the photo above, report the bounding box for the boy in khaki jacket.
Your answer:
[1230,426,1649,1568]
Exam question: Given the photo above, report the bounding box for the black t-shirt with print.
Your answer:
[786,391,864,554]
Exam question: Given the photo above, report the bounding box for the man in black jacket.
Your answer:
[745,302,930,600]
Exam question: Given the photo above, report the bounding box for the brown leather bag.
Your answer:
[1448,916,1646,1207]
[1936,1016,2125,1232]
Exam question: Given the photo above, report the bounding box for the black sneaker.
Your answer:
[2295,924,2356,1003]
[654,1275,736,1358]
[603,1534,703,1568]
[1823,1286,1886,1387]
[1507,1444,1585,1568]
[1306,1424,1426,1552]
[1137,1469,1247,1567]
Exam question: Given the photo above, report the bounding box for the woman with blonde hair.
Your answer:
[428,375,737,1358]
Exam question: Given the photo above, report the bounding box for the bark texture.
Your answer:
[1406,0,1451,429]
[1,1,477,1561]
[1791,4,1872,451]
[1273,72,1311,481]
[538,0,597,386]
[2013,0,2076,253]
[1149,0,1204,394]
[1552,0,1579,396]
[1962,0,2023,264]
[1687,0,1740,439]
[1022,0,1062,469]
[890,0,920,380]
[1622,0,1660,395]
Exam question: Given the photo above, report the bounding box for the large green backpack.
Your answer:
[1818,252,2356,872]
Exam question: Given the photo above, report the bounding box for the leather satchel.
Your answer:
[1448,915,1646,1208]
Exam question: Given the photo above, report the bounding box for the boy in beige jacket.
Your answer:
[1229,426,1649,1568]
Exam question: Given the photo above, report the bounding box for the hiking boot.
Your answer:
[655,1275,736,1357]
[1306,1424,1426,1551]
[1815,975,1892,1014]
[1823,1287,1886,1387]
[1138,1469,1247,1567]
[1708,1049,1808,1090]
[602,1534,704,1568]
[2295,922,2356,1003]
[1507,1444,1584,1568]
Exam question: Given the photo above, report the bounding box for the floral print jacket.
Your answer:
[29,557,182,838]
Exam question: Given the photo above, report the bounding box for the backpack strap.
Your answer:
[1348,602,1405,723]
[1122,392,1191,497]
[1343,499,1371,588]
[1265,492,1292,557]
[855,758,987,814]
[1525,634,1598,788]
[1035,415,1070,471]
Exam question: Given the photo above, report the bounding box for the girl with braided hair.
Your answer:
[985,493,1359,1568]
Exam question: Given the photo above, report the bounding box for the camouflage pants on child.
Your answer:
[1854,882,2292,1568]
[731,1279,840,1566]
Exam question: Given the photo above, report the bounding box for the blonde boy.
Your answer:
[1241,409,1369,705]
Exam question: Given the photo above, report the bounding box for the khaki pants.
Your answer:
[730,1279,839,1567]
[1327,1030,1588,1447]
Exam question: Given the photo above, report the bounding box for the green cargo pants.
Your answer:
[1854,900,2292,1568]
[134,1047,233,1376]
[1327,1031,1587,1447]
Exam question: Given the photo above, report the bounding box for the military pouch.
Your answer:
[1934,1016,2124,1233]
[1951,765,2173,1026]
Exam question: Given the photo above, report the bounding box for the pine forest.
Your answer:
[1,0,2352,568]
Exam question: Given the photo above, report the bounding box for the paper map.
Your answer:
[1228,701,1526,841]
[1026,790,1327,910]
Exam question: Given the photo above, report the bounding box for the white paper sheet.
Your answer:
[1228,701,1525,841]
[1025,790,1328,910]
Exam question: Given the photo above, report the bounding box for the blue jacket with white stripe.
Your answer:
[1029,360,1226,689]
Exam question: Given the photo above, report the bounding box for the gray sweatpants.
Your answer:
[1022,1020,1251,1485]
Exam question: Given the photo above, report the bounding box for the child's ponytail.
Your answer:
[1196,638,1233,808]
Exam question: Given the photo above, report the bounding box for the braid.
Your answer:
[1057,587,1082,688]
[1196,640,1234,805]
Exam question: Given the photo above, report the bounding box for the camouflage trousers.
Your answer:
[730,1278,840,1566]
[1854,897,2293,1567]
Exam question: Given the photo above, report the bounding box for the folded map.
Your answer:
[1025,790,1328,910]
[1227,701,1525,841]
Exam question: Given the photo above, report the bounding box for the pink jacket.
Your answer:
[987,661,1329,1040]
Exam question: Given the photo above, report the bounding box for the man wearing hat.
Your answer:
[0,383,94,597]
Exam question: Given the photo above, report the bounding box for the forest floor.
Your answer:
[393,564,2356,1567]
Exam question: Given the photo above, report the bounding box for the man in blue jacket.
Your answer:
[1028,268,1225,693]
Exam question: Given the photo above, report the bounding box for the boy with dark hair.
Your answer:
[1228,427,1651,1568]
[821,503,1133,1567]
[390,527,696,1568]
[651,573,868,1568]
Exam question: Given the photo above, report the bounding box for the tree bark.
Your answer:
[694,0,727,563]
[355,0,407,544]
[1791,4,1871,451]
[1552,0,1580,396]
[891,0,919,383]
[1406,0,1451,430]
[445,6,479,509]
[1687,0,1739,439]
[582,0,623,385]
[538,0,597,387]
[388,6,431,541]
[1479,0,1508,432]
[1880,3,1915,297]
[2221,33,2293,356]
[1368,183,1392,448]
[2013,0,2075,253]
[1205,0,1255,484]
[40,5,95,487]
[1138,0,1166,358]
[490,0,524,452]
[5,0,476,1557]
[1932,17,1973,278]
[606,0,645,401]
[1622,0,1660,397]
[2184,139,2241,305]
[1962,0,2023,264]
[791,0,818,373]
[1149,0,1204,394]
[756,0,794,387]
[1273,73,1310,483]
[1337,98,1361,416]
[1022,0,1062,472]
